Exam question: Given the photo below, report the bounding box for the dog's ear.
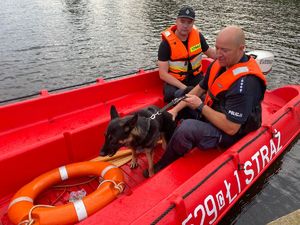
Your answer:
[124,114,138,133]
[110,105,119,119]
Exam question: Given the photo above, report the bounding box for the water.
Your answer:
[0,0,299,224]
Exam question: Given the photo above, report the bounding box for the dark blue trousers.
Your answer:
[157,119,223,168]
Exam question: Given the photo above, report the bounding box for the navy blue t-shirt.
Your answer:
[200,54,265,125]
[158,32,209,61]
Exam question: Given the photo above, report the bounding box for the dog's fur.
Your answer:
[100,105,176,177]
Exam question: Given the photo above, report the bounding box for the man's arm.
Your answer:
[202,105,241,135]
[199,33,216,59]
[158,60,186,89]
[183,94,241,135]
[203,47,216,59]
[184,76,262,136]
[168,84,206,119]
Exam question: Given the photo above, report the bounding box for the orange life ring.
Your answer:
[8,161,124,225]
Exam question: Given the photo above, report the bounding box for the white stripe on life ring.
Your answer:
[101,165,117,177]
[73,200,88,221]
[8,196,33,209]
[59,166,68,180]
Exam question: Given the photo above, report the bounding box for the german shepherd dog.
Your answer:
[100,105,176,177]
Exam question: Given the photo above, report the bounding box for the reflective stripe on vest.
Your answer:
[190,54,202,70]
[162,25,203,81]
[204,57,267,106]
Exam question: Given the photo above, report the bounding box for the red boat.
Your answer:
[0,53,299,225]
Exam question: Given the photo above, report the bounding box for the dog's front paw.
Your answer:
[130,159,138,169]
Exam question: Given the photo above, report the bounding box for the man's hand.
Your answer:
[184,94,203,109]
[168,108,178,121]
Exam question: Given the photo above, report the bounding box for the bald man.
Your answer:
[144,26,267,177]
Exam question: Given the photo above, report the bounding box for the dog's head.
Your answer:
[100,105,138,157]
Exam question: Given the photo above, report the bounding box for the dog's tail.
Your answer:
[161,111,177,143]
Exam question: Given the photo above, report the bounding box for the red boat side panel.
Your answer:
[0,137,72,195]
[0,70,162,133]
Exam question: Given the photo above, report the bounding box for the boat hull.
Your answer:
[0,66,299,225]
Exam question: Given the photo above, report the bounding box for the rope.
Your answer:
[51,187,67,205]
[47,81,95,92]
[97,180,125,193]
[17,204,54,225]
[0,92,40,104]
[53,176,97,188]
[104,66,157,81]
[150,204,175,225]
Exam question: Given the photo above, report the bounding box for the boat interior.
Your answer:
[0,64,299,224]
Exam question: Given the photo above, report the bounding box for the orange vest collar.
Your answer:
[204,57,267,106]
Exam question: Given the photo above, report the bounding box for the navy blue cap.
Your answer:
[177,6,195,20]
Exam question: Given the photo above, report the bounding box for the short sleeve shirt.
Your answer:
[200,55,265,125]
[158,32,210,61]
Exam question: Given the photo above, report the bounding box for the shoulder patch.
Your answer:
[233,66,249,76]
[164,31,171,37]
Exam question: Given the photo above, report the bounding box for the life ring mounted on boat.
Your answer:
[8,161,125,225]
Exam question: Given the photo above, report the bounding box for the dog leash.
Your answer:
[149,95,188,120]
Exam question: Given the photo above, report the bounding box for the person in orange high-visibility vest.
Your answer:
[158,6,216,103]
[144,26,266,177]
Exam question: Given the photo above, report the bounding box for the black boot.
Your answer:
[143,149,180,178]
[143,163,163,178]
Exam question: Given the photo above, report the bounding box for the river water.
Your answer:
[0,0,299,224]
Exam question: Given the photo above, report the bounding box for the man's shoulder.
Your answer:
[160,39,169,47]
[158,40,171,61]
[158,40,170,53]
[229,75,264,95]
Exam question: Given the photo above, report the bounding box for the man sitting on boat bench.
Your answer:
[158,5,216,103]
[145,25,267,177]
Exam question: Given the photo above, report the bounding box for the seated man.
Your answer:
[146,25,267,176]
[158,5,216,103]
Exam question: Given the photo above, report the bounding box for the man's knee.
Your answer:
[167,119,198,156]
[163,83,178,102]
[173,119,198,142]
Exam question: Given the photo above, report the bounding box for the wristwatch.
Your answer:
[197,102,205,114]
